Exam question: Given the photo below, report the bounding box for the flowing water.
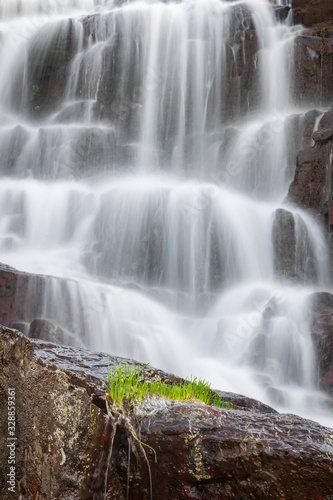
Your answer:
[0,0,332,427]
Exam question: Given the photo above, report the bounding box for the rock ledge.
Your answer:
[0,327,332,499]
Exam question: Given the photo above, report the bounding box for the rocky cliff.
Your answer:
[289,0,333,217]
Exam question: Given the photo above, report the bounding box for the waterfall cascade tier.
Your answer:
[0,0,332,427]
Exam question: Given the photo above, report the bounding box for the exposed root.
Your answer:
[126,437,131,500]
[104,397,157,500]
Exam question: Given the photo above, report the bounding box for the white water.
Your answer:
[0,0,332,427]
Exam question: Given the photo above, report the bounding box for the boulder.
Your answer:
[0,326,106,500]
[1,327,333,499]
[319,108,333,130]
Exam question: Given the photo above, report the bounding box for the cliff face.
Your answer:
[293,0,333,28]
[1,327,332,500]
[288,1,333,226]
[288,114,333,214]
[292,0,333,109]
[287,1,333,399]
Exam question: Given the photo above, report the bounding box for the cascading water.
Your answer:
[0,0,332,427]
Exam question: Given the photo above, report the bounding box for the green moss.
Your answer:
[32,84,42,97]
[32,84,43,114]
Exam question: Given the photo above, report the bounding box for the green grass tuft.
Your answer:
[104,363,233,409]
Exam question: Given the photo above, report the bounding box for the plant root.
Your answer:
[104,397,156,500]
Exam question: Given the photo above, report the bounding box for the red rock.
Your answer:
[1,327,332,499]
[293,0,333,28]
[294,36,333,107]
[311,292,333,395]
[0,264,32,328]
[272,208,316,283]
[322,368,333,393]
[313,128,333,144]
[288,131,333,214]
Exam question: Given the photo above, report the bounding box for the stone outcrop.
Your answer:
[29,318,84,348]
[311,292,333,395]
[288,121,333,216]
[0,263,41,330]
[294,36,333,107]
[1,327,333,499]
[27,19,77,118]
[292,0,333,108]
[272,208,316,283]
[0,263,87,348]
[293,0,333,28]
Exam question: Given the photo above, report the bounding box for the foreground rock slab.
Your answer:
[0,327,333,499]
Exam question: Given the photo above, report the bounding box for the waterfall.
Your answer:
[0,0,332,427]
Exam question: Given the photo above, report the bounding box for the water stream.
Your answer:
[0,0,332,427]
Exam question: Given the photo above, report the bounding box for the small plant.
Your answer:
[104,362,149,404]
[104,363,233,409]
[32,84,42,97]
[103,364,233,499]
[32,84,42,114]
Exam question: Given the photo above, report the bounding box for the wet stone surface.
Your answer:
[1,327,333,499]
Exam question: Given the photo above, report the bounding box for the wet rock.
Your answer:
[25,125,117,180]
[0,125,29,176]
[29,318,85,348]
[30,337,172,398]
[288,130,333,214]
[124,404,333,500]
[265,386,287,406]
[0,326,107,500]
[294,36,333,107]
[0,263,88,347]
[31,337,274,413]
[272,208,316,283]
[313,128,333,144]
[322,368,333,393]
[286,109,320,151]
[311,292,333,395]
[16,6,262,148]
[214,390,277,414]
[300,109,324,147]
[0,263,42,329]
[223,29,260,121]
[319,107,333,130]
[15,19,77,118]
[293,0,333,28]
[277,110,324,170]
[1,327,333,499]
[273,6,290,23]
